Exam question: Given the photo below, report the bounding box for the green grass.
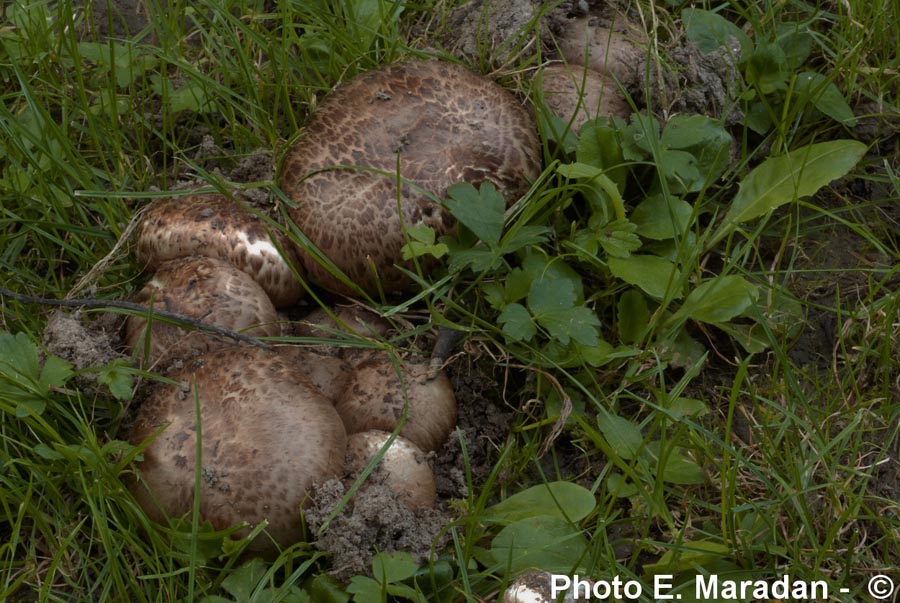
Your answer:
[1,0,899,601]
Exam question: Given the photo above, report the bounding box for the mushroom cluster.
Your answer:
[125,58,541,556]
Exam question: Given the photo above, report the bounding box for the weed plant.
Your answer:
[0,0,898,601]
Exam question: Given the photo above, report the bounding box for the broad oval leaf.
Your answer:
[719,140,866,234]
[489,515,590,574]
[608,255,683,299]
[483,481,596,524]
[679,275,759,324]
[631,194,694,240]
[597,413,644,460]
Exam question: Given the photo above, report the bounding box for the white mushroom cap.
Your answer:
[345,430,437,511]
[281,59,542,295]
[124,255,281,366]
[128,345,347,555]
[334,352,457,453]
[135,193,305,307]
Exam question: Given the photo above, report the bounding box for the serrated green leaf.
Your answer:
[597,413,644,460]
[717,140,866,241]
[608,255,682,299]
[96,362,134,401]
[527,278,600,346]
[346,576,381,603]
[484,481,597,523]
[40,354,73,391]
[444,182,505,246]
[677,275,759,324]
[500,224,550,252]
[631,194,694,240]
[498,303,536,342]
[597,219,641,258]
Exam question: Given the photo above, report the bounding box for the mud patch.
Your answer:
[306,479,451,581]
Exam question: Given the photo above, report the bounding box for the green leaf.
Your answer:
[483,481,597,523]
[597,413,644,460]
[527,277,600,346]
[745,41,788,94]
[651,443,706,485]
[631,194,693,240]
[490,515,590,574]
[682,8,751,56]
[498,303,536,342]
[596,219,641,258]
[667,397,709,418]
[577,123,627,193]
[617,289,649,344]
[793,71,857,126]
[676,275,759,324]
[606,473,640,498]
[372,551,419,584]
[346,576,381,603]
[608,255,682,300]
[716,140,867,242]
[221,558,268,602]
[444,182,505,246]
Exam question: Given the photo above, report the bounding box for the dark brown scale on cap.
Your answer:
[280,59,542,295]
[124,256,280,367]
[334,352,457,453]
[128,345,347,555]
[135,193,305,307]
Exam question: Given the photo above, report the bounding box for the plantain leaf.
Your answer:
[597,413,644,460]
[483,481,597,524]
[715,140,866,243]
[675,275,759,325]
[608,255,682,300]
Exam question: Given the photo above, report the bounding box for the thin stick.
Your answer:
[0,285,273,350]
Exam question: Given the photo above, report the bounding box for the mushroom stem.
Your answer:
[429,326,464,378]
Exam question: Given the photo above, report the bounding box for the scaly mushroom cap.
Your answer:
[556,15,647,87]
[334,353,457,453]
[125,256,280,366]
[281,59,542,295]
[278,346,351,402]
[540,64,631,130]
[345,430,437,511]
[135,193,305,307]
[128,345,347,554]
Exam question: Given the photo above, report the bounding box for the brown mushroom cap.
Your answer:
[334,352,457,453]
[278,346,351,402]
[124,255,281,366]
[135,193,305,307]
[280,59,542,295]
[540,64,631,130]
[128,345,347,554]
[345,430,437,511]
[556,15,648,86]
